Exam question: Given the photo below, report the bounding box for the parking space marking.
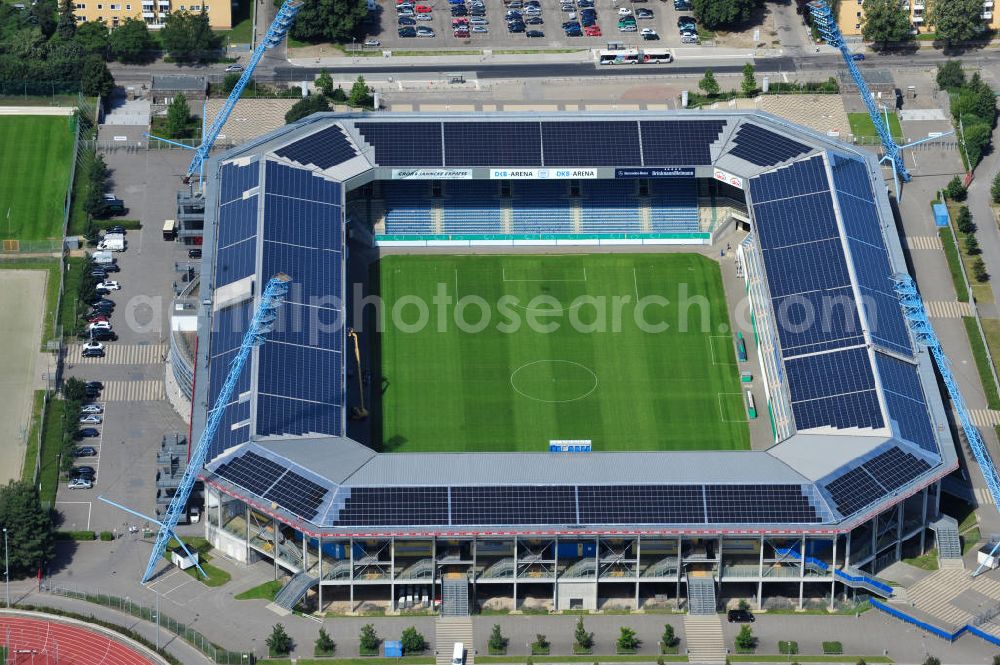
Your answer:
[54,501,92,530]
[68,344,167,365]
[101,380,166,401]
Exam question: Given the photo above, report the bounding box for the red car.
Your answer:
[452,16,468,23]
[86,314,110,324]
[584,24,601,35]
[454,28,470,36]
[415,4,433,12]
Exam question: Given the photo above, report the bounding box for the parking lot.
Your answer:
[55,143,196,534]
[366,0,702,50]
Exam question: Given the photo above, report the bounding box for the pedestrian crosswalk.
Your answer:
[975,487,995,506]
[101,380,166,401]
[969,409,1000,427]
[906,236,944,251]
[924,301,973,319]
[68,344,167,365]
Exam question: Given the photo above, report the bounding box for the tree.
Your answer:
[574,617,594,651]
[532,634,549,651]
[944,175,968,201]
[691,0,756,29]
[315,628,335,656]
[488,625,507,654]
[616,627,639,652]
[315,69,334,97]
[699,69,720,97]
[963,121,992,168]
[359,624,379,654]
[741,62,756,97]
[110,18,155,63]
[956,206,975,234]
[661,624,677,648]
[923,657,941,665]
[81,57,114,98]
[166,93,193,139]
[953,73,998,127]
[330,85,348,103]
[929,0,985,45]
[860,0,912,47]
[56,0,76,40]
[400,627,427,654]
[0,481,55,579]
[936,60,966,91]
[266,624,293,657]
[284,94,331,124]
[735,625,755,651]
[74,19,110,56]
[222,72,242,94]
[290,0,368,43]
[965,233,980,255]
[991,172,1000,204]
[63,377,87,402]
[349,75,373,108]
[160,9,220,63]
[30,0,59,39]
[973,257,989,283]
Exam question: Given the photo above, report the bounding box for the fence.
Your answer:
[0,81,83,104]
[44,584,256,664]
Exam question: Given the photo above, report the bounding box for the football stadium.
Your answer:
[175,110,959,615]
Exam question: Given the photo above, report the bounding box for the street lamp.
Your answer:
[4,527,9,608]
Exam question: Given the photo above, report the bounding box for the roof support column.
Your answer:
[676,536,681,610]
[594,535,599,611]
[350,537,355,613]
[273,516,279,580]
[552,535,558,610]
[797,535,804,610]
[634,536,641,611]
[829,536,837,611]
[391,537,396,612]
[513,535,518,611]
[757,535,764,611]
[919,486,929,554]
[318,537,324,613]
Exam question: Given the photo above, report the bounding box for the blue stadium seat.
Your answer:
[441,181,503,234]
[579,180,641,233]
[511,181,573,234]
[383,182,433,235]
[648,180,699,233]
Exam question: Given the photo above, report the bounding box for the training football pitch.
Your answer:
[0,115,76,241]
[377,253,750,453]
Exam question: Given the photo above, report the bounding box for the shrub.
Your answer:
[956,206,976,234]
[944,175,968,201]
[737,599,751,611]
[661,623,678,648]
[974,257,989,283]
[315,627,335,657]
[331,85,348,103]
[359,624,379,654]
[937,60,965,90]
[734,625,755,651]
[779,640,799,655]
[574,617,594,652]
[99,531,114,541]
[965,233,981,255]
[400,626,427,654]
[617,626,639,652]
[923,657,941,665]
[266,623,292,657]
[488,624,507,655]
[823,641,843,654]
[699,69,720,97]
[531,634,549,655]
[55,530,96,541]
[992,172,1000,204]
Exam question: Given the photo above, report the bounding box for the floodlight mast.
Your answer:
[132,274,292,583]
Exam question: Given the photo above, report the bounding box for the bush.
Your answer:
[285,94,331,124]
[266,623,292,657]
[965,233,981,255]
[315,627,335,657]
[779,640,799,655]
[923,658,940,665]
[400,626,427,654]
[944,175,968,201]
[937,60,965,90]
[734,625,755,652]
[55,530,95,541]
[99,531,114,541]
[359,624,379,655]
[661,623,678,649]
[488,624,507,655]
[574,617,594,652]
[616,626,639,653]
[331,85,348,103]
[823,641,843,654]
[531,634,549,655]
[974,257,990,283]
[956,206,976,234]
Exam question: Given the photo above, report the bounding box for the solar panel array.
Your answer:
[219,160,259,205]
[273,125,358,170]
[823,446,931,517]
[214,452,331,520]
[783,348,883,430]
[319,483,823,527]
[728,122,811,167]
[875,352,938,453]
[352,119,726,168]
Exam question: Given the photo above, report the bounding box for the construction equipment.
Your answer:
[103,274,292,583]
[347,328,369,420]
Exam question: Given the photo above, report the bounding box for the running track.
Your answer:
[0,616,156,664]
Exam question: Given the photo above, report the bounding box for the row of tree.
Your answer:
[284,74,374,124]
[936,60,997,168]
[861,0,991,47]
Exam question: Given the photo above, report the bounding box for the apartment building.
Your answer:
[73,0,231,30]
[836,0,996,36]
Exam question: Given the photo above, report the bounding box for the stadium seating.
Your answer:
[649,179,700,233]
[441,181,504,234]
[511,181,574,234]
[579,180,642,233]
[383,181,434,235]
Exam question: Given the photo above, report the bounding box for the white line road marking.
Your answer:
[975,487,994,506]
[906,236,943,251]
[54,501,93,530]
[68,344,167,365]
[924,301,973,319]
[632,267,640,302]
[101,380,166,401]
[969,409,1000,427]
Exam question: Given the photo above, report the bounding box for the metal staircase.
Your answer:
[480,558,515,579]
[931,516,964,564]
[441,576,470,616]
[561,558,597,578]
[686,576,717,615]
[271,571,319,611]
[398,558,435,580]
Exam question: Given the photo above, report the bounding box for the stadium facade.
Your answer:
[180,111,959,613]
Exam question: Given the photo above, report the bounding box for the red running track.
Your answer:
[0,616,156,665]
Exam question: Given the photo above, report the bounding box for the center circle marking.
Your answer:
[509,360,599,403]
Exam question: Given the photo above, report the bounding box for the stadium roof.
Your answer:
[195,111,956,538]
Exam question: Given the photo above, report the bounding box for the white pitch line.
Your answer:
[632,267,640,302]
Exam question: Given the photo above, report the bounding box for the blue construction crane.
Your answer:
[102,274,292,583]
[150,0,304,183]
[807,0,952,198]
[893,275,1000,576]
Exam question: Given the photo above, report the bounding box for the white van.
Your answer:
[451,643,464,665]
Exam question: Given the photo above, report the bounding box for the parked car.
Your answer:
[96,281,121,291]
[101,262,120,273]
[727,609,754,623]
[72,466,96,477]
[90,329,118,342]
[399,15,417,24]
[416,26,435,36]
[77,428,100,438]
[82,341,104,352]
[67,478,92,490]
[469,16,488,23]
[364,38,381,46]
[224,64,244,72]
[81,404,103,414]
[417,12,434,19]
[74,446,98,457]
[508,21,525,31]
[85,381,104,390]
[81,347,105,358]
[451,6,467,15]
[471,24,488,31]
[399,26,417,35]
[636,7,653,17]
[414,3,432,10]
[89,268,108,279]
[617,7,632,15]
[452,16,469,23]
[852,53,865,61]
[79,414,103,424]
[584,24,601,35]
[525,15,542,23]
[88,321,111,332]
[526,28,544,36]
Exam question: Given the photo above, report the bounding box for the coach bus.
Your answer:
[642,48,673,63]
[598,48,641,65]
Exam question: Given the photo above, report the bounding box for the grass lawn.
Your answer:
[901,548,939,571]
[947,201,994,304]
[962,317,1000,410]
[0,115,76,240]
[730,658,891,663]
[219,0,253,44]
[234,579,283,601]
[161,536,231,587]
[38,397,65,505]
[848,112,903,141]
[60,256,87,339]
[940,494,978,532]
[21,390,45,482]
[261,660,437,665]
[938,227,969,303]
[377,254,748,453]
[981,318,1000,391]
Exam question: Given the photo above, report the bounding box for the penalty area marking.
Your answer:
[717,392,748,423]
[709,335,738,366]
[502,267,588,282]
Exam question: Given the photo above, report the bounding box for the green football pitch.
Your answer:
[377,253,750,453]
[0,115,76,241]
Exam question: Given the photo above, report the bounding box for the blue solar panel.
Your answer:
[836,188,884,249]
[265,160,340,204]
[770,287,864,357]
[875,353,937,453]
[355,121,443,167]
[206,348,252,460]
[273,125,357,170]
[218,196,258,249]
[211,299,253,357]
[728,122,811,167]
[256,393,343,438]
[443,121,541,166]
[792,389,883,431]
[260,241,342,309]
[220,160,259,205]
[578,485,705,523]
[784,347,876,402]
[206,399,252,461]
[215,238,256,288]
[748,155,829,203]
[753,192,839,249]
[263,195,343,250]
[862,446,932,491]
[639,120,726,165]
[258,342,343,407]
[541,121,641,166]
[846,237,912,356]
[705,485,823,523]
[829,152,875,202]
[823,465,885,516]
[760,238,852,299]
[268,302,345,352]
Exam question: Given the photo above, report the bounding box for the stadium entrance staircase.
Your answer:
[268,571,319,615]
[682,615,726,664]
[435,617,474,665]
[686,575,717,614]
[930,516,964,567]
[441,574,470,616]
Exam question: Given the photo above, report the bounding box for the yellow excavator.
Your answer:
[347,328,369,420]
